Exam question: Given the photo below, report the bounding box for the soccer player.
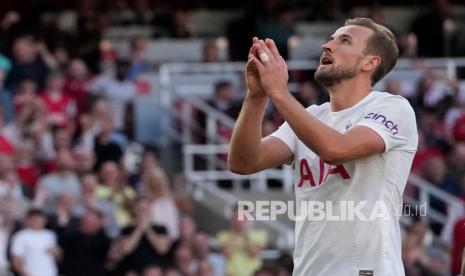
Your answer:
[228,17,418,275]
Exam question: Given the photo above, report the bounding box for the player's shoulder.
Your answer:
[370,91,414,111]
[304,102,330,114]
[371,90,410,104]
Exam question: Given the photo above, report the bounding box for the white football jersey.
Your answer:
[270,91,418,276]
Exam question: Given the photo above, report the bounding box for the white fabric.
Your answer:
[270,91,418,276]
[11,229,58,276]
[149,197,180,239]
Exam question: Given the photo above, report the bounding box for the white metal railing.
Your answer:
[183,144,295,250]
[407,174,465,245]
[184,144,294,192]
[180,97,235,145]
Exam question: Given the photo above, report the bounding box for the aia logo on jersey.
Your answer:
[364,112,399,135]
[297,158,351,188]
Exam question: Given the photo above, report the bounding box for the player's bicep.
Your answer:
[335,126,385,164]
[256,136,294,170]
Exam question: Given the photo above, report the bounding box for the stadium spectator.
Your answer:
[5,35,49,91]
[35,150,81,213]
[4,79,43,146]
[75,173,120,238]
[10,209,60,276]
[446,143,465,187]
[57,208,111,276]
[168,9,191,38]
[88,59,137,130]
[0,170,25,203]
[218,205,268,276]
[196,259,215,276]
[45,193,80,235]
[127,36,147,81]
[202,40,221,63]
[169,216,197,259]
[174,245,197,275]
[142,167,179,240]
[111,196,171,274]
[192,232,226,276]
[93,114,124,170]
[73,147,96,175]
[209,81,240,117]
[74,113,97,151]
[41,72,76,128]
[402,222,447,276]
[95,161,135,227]
[422,155,459,197]
[15,137,40,196]
[294,81,322,107]
[63,59,93,116]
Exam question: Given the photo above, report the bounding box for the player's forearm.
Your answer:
[270,92,346,164]
[228,94,268,174]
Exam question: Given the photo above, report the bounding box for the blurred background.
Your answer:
[0,0,464,275]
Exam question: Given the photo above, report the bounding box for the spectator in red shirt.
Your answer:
[63,59,93,116]
[14,138,40,195]
[41,72,76,128]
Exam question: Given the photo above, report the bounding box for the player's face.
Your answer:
[315,25,374,88]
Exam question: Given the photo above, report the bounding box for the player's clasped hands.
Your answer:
[246,37,289,99]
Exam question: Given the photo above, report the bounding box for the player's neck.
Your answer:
[327,79,372,112]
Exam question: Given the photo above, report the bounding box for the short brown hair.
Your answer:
[344,17,399,85]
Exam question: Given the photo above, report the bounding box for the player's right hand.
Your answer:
[245,37,266,99]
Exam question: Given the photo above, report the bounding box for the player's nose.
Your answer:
[321,41,333,53]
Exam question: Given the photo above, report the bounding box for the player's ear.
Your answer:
[361,55,381,73]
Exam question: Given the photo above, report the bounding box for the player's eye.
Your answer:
[342,38,351,45]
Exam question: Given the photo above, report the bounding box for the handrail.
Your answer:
[183,144,295,249]
[186,97,236,129]
[408,174,464,210]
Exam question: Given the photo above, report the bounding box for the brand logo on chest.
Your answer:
[298,158,351,189]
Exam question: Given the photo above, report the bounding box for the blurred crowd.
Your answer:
[0,0,464,275]
[0,5,295,276]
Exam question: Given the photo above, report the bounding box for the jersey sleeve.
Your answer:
[268,121,297,155]
[356,96,418,152]
[268,105,317,155]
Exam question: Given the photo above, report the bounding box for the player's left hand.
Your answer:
[250,38,289,99]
